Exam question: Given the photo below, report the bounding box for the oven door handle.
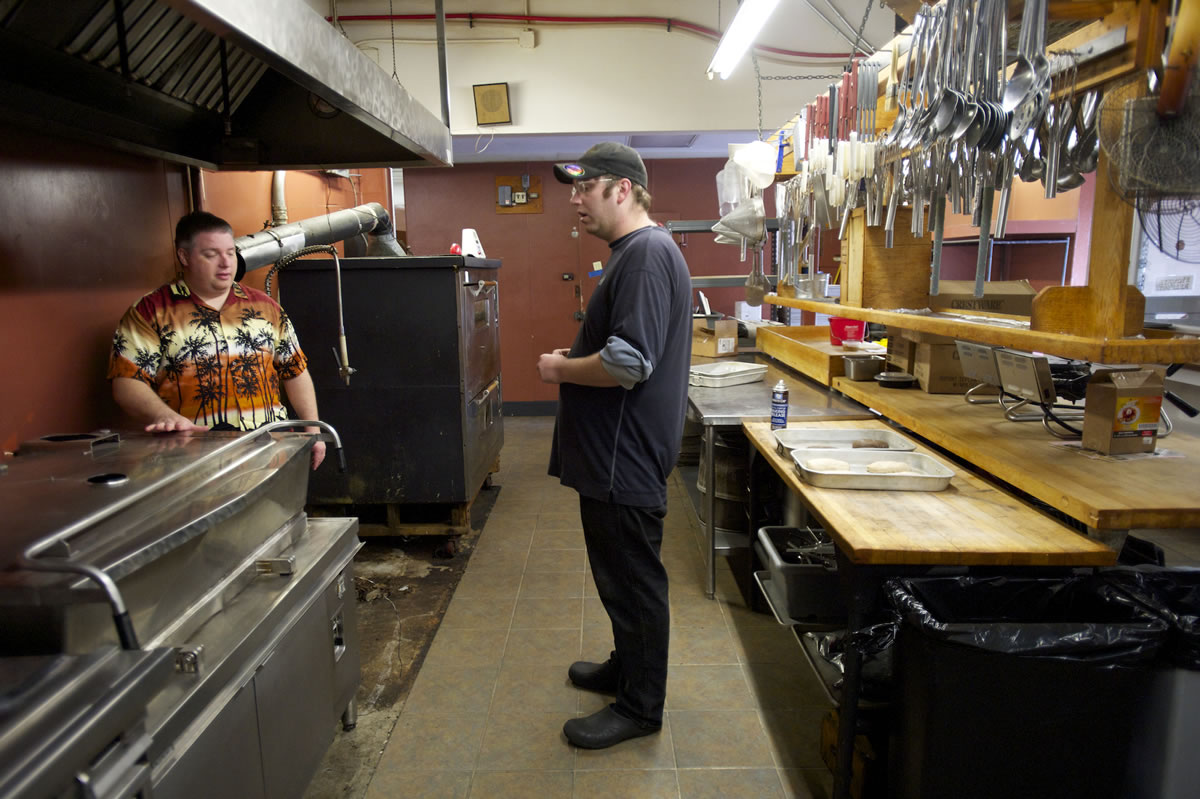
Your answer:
[471,377,501,410]
[467,279,499,297]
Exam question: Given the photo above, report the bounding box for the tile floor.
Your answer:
[365,417,835,799]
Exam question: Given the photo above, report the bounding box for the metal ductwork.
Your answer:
[0,0,452,169]
[235,202,406,274]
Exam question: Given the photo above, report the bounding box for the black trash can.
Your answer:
[885,575,1169,799]
[1103,568,1200,799]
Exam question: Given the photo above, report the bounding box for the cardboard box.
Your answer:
[692,318,738,357]
[929,280,1038,316]
[1082,368,1164,454]
[886,336,916,373]
[913,343,980,394]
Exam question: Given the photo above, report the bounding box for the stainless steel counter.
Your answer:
[688,354,873,597]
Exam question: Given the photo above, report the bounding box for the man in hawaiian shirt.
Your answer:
[108,211,326,470]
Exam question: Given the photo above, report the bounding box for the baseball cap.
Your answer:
[554,142,648,189]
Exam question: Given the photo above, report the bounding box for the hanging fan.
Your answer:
[1097,1,1200,260]
[1138,196,1200,264]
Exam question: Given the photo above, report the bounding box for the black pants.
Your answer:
[579,494,670,727]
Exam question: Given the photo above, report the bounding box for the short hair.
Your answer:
[175,211,233,250]
[602,175,653,212]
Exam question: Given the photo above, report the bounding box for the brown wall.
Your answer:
[0,119,391,451]
[403,158,760,402]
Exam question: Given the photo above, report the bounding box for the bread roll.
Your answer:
[866,460,910,474]
[852,438,890,449]
[807,457,850,472]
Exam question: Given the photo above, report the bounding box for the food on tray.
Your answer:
[807,457,851,472]
[804,444,836,449]
[852,438,890,449]
[866,460,911,474]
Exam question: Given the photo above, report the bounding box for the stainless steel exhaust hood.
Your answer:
[0,0,453,170]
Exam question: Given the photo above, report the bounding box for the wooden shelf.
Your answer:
[764,294,1200,363]
[829,378,1200,531]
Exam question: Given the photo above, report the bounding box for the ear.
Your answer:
[176,247,190,270]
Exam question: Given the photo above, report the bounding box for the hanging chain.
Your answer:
[389,0,400,83]
[761,73,848,81]
[752,53,764,140]
[845,0,875,73]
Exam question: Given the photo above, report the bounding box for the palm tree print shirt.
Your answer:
[107,280,309,429]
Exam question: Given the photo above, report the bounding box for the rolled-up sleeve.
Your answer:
[599,335,654,390]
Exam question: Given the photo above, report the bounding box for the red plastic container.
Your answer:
[829,317,866,346]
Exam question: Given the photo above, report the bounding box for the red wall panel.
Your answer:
[403,157,763,402]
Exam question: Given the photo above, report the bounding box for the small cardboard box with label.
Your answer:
[692,318,738,357]
[1081,368,1164,455]
[929,280,1038,316]
[913,343,980,394]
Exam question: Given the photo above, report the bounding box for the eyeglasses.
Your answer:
[570,177,617,198]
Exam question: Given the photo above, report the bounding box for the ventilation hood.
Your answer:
[0,0,453,169]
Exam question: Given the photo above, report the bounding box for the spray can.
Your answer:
[771,380,788,430]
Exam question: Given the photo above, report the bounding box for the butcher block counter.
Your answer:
[829,377,1200,533]
[741,421,1116,567]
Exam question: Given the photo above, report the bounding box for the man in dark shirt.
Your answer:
[537,142,692,749]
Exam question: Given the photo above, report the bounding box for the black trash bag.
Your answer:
[885,574,1168,666]
[1100,566,1200,669]
[814,619,898,699]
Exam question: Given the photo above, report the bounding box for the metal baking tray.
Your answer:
[790,449,953,491]
[688,361,768,387]
[774,428,916,456]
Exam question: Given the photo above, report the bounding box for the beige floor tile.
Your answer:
[403,665,499,714]
[573,716,676,770]
[490,663,579,714]
[520,571,586,599]
[503,628,582,666]
[730,625,808,665]
[467,770,573,799]
[481,510,540,528]
[526,548,587,573]
[668,625,740,665]
[668,710,776,768]
[577,690,612,715]
[475,711,575,770]
[532,528,587,549]
[669,594,728,629]
[580,625,615,662]
[441,595,516,629]
[571,768,680,799]
[676,768,786,799]
[365,768,472,799]
[453,569,523,599]
[511,597,583,629]
[665,664,755,711]
[422,628,509,670]
[582,597,610,628]
[471,536,531,559]
[777,768,834,799]
[583,572,600,598]
[375,713,487,770]
[537,511,583,530]
[760,708,829,770]
[742,660,832,710]
[463,550,528,574]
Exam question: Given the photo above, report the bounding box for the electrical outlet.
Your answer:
[994,349,1056,404]
[513,191,527,204]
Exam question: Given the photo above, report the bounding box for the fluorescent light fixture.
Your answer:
[706,0,781,80]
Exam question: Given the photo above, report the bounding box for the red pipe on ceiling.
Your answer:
[328,12,862,60]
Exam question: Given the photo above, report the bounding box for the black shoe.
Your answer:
[563,706,660,750]
[567,660,618,693]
